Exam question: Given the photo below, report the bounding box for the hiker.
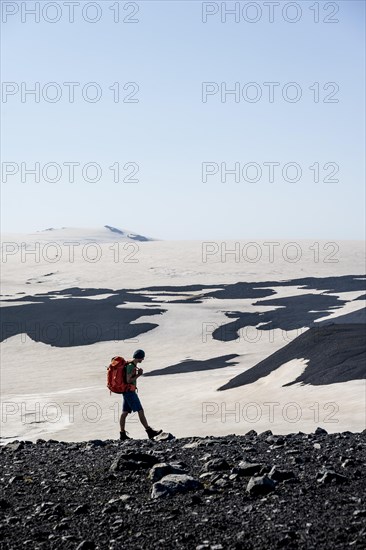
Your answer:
[120,349,162,441]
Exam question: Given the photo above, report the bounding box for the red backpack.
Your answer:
[107,356,135,394]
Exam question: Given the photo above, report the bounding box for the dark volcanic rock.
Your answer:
[76,541,95,550]
[85,439,106,449]
[154,432,175,441]
[148,462,188,482]
[110,451,159,471]
[315,427,328,436]
[236,461,262,476]
[5,441,24,452]
[246,474,276,495]
[73,504,89,515]
[151,474,202,499]
[317,468,348,484]
[0,431,365,549]
[268,466,296,482]
[258,430,273,439]
[202,458,230,472]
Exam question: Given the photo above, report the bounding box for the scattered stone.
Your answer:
[62,534,79,542]
[73,504,89,515]
[110,451,159,471]
[199,472,221,482]
[200,453,212,462]
[242,446,256,453]
[268,466,296,482]
[237,461,262,476]
[6,516,20,524]
[202,458,230,473]
[108,495,132,505]
[291,456,304,464]
[258,465,271,475]
[0,431,364,548]
[102,503,117,514]
[341,459,355,468]
[315,427,328,436]
[246,475,276,496]
[258,430,273,439]
[203,439,223,446]
[154,432,175,441]
[85,440,106,449]
[266,435,286,447]
[6,441,24,452]
[76,541,95,550]
[236,531,246,542]
[45,439,59,446]
[8,475,23,484]
[182,440,203,449]
[34,502,55,514]
[353,509,366,518]
[217,478,231,488]
[245,430,257,437]
[148,462,188,482]
[317,469,348,484]
[151,474,202,499]
[53,518,70,532]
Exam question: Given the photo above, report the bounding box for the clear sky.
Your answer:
[1,0,365,240]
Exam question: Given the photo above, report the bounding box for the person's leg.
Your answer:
[126,391,148,428]
[137,409,162,438]
[137,409,149,429]
[120,393,132,434]
[129,392,161,437]
[120,411,129,432]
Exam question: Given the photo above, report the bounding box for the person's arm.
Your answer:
[126,365,143,384]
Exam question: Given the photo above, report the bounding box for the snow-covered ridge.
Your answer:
[2,225,155,243]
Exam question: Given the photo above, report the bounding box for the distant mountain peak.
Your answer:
[40,227,66,232]
[32,226,155,242]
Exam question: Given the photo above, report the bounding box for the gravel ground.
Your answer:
[0,428,365,550]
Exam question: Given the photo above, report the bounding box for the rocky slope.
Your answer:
[0,429,365,549]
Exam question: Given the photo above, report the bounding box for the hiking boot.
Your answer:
[146,427,163,440]
[120,430,132,441]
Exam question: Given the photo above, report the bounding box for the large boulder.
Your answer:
[246,475,276,496]
[237,461,262,476]
[5,441,24,452]
[151,474,202,499]
[148,462,188,483]
[110,451,159,472]
[202,458,230,473]
[268,466,296,482]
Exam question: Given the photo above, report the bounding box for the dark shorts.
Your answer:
[122,390,143,413]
